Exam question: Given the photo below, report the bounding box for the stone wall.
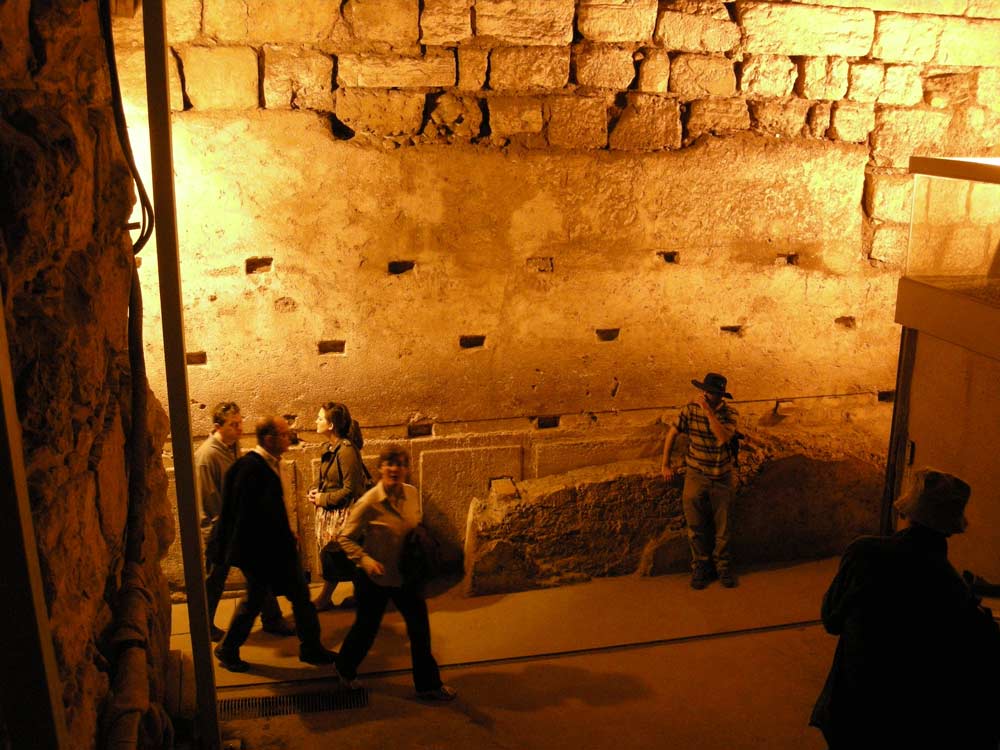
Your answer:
[0,1,173,747]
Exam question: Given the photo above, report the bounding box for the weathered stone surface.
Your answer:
[547,95,608,148]
[0,0,31,85]
[609,93,682,151]
[923,71,978,109]
[865,172,913,223]
[636,48,670,93]
[419,0,472,45]
[968,0,1000,19]
[978,69,1000,113]
[489,96,545,135]
[458,47,489,90]
[948,105,1000,155]
[741,55,797,98]
[344,0,420,46]
[636,528,689,576]
[578,0,658,42]
[687,98,751,139]
[337,49,456,88]
[115,0,202,45]
[573,45,636,89]
[735,1,875,57]
[653,9,740,52]
[808,102,832,138]
[336,88,426,135]
[750,98,810,137]
[869,223,908,267]
[204,0,340,44]
[424,92,483,140]
[847,61,885,102]
[789,0,963,13]
[936,17,1000,66]
[263,46,333,111]
[668,54,735,99]
[181,46,259,110]
[116,46,185,112]
[878,65,923,106]
[475,0,575,45]
[829,101,875,142]
[871,13,940,63]
[797,57,849,101]
[870,107,953,167]
[490,46,570,90]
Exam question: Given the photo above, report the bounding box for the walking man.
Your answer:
[661,372,739,589]
[211,416,336,672]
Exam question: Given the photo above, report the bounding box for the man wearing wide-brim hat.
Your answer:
[810,468,1000,749]
[661,372,740,589]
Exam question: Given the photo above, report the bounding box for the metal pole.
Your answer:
[881,326,918,535]
[0,307,70,749]
[140,1,221,747]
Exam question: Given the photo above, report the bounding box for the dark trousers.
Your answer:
[336,573,442,692]
[220,567,320,653]
[682,467,734,573]
[205,557,284,628]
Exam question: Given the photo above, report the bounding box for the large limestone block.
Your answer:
[490,46,570,90]
[263,46,334,111]
[750,98,810,137]
[116,46,185,112]
[829,101,875,142]
[869,224,908,268]
[489,96,544,136]
[978,69,1000,113]
[878,65,923,106]
[547,95,608,148]
[475,0,575,45]
[578,0,658,42]
[847,61,884,102]
[668,54,735,99]
[735,1,875,57]
[870,107,952,167]
[420,0,473,45]
[344,0,419,46]
[654,9,740,53]
[936,17,1000,66]
[181,46,259,110]
[204,0,340,44]
[788,0,963,12]
[609,93,682,151]
[968,0,1000,19]
[740,55,796,99]
[797,57,849,100]
[458,48,489,90]
[532,433,663,477]
[687,98,751,139]
[113,0,201,45]
[573,45,637,89]
[636,48,670,93]
[336,88,426,135]
[864,172,913,223]
[337,49,456,88]
[871,13,941,63]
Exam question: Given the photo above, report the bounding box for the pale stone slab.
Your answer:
[336,88,425,135]
[475,0,575,45]
[490,46,570,90]
[419,0,472,45]
[870,107,953,167]
[687,97,751,138]
[847,62,884,102]
[548,96,608,148]
[578,0,658,42]
[741,55,796,98]
[797,57,849,100]
[668,54,735,99]
[531,435,662,478]
[864,172,913,224]
[735,1,875,57]
[488,96,544,136]
[878,65,923,106]
[871,13,940,63]
[117,46,185,112]
[870,224,908,268]
[807,102,832,138]
[204,0,339,44]
[637,48,670,93]
[829,101,875,142]
[167,0,202,43]
[573,45,637,89]
[609,93,682,151]
[337,49,456,88]
[344,0,419,45]
[785,0,964,12]
[654,10,740,53]
[181,46,259,110]
[936,17,1000,67]
[978,69,1000,113]
[968,0,1000,19]
[750,98,810,137]
[458,48,489,90]
[262,46,333,111]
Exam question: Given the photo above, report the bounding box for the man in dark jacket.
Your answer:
[811,468,1000,749]
[212,416,336,672]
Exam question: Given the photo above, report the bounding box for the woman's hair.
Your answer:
[320,401,352,438]
[378,444,410,467]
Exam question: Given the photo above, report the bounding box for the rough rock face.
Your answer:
[0,1,172,746]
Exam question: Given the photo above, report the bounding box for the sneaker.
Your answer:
[214,645,249,673]
[690,568,711,590]
[719,570,738,588]
[262,619,296,637]
[210,625,225,642]
[299,643,337,665]
[417,685,457,702]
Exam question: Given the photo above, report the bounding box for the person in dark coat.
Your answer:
[811,468,1000,749]
[212,416,336,672]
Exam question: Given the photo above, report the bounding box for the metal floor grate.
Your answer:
[218,687,368,720]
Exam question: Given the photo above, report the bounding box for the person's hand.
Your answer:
[696,394,712,411]
[662,465,676,481]
[361,557,385,577]
[307,488,319,506]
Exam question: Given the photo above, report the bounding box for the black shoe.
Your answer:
[719,570,738,588]
[299,644,337,665]
[690,567,711,590]
[262,619,296,637]
[214,645,249,672]
[210,625,225,642]
[417,684,457,702]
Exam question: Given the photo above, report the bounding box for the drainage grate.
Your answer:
[218,687,368,720]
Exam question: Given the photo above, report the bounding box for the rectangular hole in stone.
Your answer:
[388,260,415,275]
[318,340,346,355]
[657,251,679,264]
[535,415,560,429]
[460,335,486,349]
[185,351,207,365]
[835,316,857,328]
[877,390,896,403]
[778,253,799,266]
[407,423,433,438]
[526,256,554,272]
[596,328,620,342]
[246,256,273,274]
[720,325,743,335]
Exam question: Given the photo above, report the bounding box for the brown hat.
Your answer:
[691,372,732,399]
[894,468,971,535]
